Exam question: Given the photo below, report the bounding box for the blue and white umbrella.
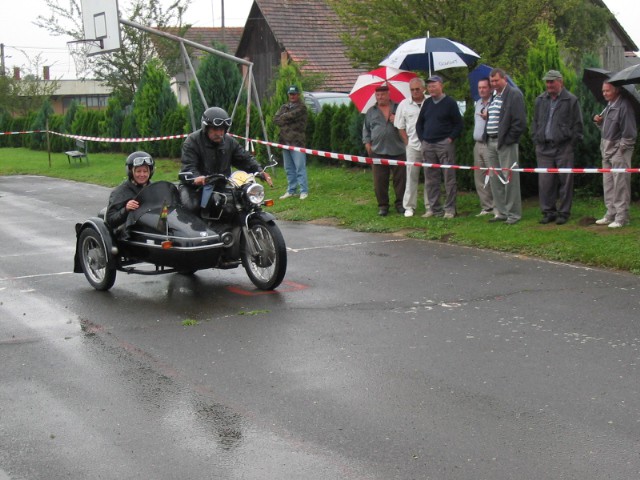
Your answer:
[380,36,480,76]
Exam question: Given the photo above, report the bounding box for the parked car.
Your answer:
[303,92,352,114]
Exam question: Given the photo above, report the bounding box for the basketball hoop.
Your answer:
[67,39,101,76]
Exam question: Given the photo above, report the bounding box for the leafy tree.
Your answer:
[159,105,189,158]
[100,96,127,153]
[29,99,54,150]
[0,54,59,117]
[35,0,189,104]
[132,59,178,156]
[328,0,610,78]
[190,42,243,118]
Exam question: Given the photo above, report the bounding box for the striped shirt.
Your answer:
[486,92,503,136]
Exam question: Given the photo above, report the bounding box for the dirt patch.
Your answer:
[308,217,342,226]
[577,216,597,227]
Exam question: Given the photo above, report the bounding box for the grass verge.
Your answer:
[2,147,640,274]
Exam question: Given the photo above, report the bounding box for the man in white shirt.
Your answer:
[394,77,426,217]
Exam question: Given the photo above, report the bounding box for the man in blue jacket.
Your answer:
[416,75,463,218]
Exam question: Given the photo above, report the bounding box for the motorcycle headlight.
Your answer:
[246,183,265,205]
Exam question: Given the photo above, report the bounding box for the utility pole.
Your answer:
[221,0,226,45]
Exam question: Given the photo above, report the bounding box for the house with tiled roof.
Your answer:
[236,0,367,100]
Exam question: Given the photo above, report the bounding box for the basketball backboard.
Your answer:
[80,0,122,56]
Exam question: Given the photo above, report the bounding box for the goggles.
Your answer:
[209,118,232,127]
[132,156,154,167]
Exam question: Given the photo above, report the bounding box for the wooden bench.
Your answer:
[65,139,89,165]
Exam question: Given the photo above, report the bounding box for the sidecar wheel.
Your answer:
[79,228,116,291]
[241,219,287,290]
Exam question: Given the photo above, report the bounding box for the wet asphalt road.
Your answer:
[1,175,639,480]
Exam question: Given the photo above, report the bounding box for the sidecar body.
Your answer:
[73,181,235,290]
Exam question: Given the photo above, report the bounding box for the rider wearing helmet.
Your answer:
[106,151,155,229]
[179,106,272,211]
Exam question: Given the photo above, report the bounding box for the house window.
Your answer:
[62,95,108,111]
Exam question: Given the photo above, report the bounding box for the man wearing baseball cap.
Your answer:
[274,84,309,200]
[415,75,463,218]
[531,69,583,225]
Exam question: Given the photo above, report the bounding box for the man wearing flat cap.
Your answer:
[531,69,583,225]
[363,83,407,216]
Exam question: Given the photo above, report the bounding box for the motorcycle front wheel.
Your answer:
[241,219,287,290]
[78,228,117,291]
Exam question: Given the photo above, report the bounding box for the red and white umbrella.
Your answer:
[349,67,418,113]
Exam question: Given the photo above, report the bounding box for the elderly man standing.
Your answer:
[593,81,637,228]
[394,77,427,217]
[484,68,527,225]
[472,77,494,216]
[531,70,583,225]
[415,75,463,218]
[363,84,407,216]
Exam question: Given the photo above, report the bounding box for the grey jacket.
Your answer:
[531,88,583,149]
[484,84,527,148]
[597,95,637,158]
[362,103,405,156]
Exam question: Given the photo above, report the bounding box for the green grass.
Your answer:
[3,147,640,274]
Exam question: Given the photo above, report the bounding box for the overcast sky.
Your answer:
[1,0,638,80]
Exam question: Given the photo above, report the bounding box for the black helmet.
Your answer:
[201,107,232,131]
[125,151,155,181]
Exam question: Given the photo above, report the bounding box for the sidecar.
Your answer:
[73,181,236,291]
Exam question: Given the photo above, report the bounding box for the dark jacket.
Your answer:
[484,84,527,148]
[106,179,148,229]
[531,88,583,149]
[273,101,308,147]
[180,129,263,179]
[415,95,463,143]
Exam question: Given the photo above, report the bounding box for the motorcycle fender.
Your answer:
[74,218,117,273]
[250,211,277,223]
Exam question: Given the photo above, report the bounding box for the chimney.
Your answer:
[43,66,50,80]
[13,67,20,80]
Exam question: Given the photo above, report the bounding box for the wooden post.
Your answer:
[46,118,51,168]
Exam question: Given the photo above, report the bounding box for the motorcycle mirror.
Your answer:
[265,154,279,169]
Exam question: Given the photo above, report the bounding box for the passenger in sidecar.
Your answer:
[106,151,155,230]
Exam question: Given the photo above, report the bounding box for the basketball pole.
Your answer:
[117,18,272,162]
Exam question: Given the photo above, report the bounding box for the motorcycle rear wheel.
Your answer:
[79,228,117,291]
[241,219,287,290]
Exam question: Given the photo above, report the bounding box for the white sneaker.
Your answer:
[608,221,625,228]
[422,210,435,218]
[279,192,295,199]
[595,217,612,225]
[404,208,414,217]
[476,209,492,217]
[299,193,308,200]
[443,212,455,219]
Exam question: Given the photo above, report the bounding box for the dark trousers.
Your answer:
[372,154,406,209]
[536,142,574,218]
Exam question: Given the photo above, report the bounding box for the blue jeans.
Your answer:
[283,150,308,194]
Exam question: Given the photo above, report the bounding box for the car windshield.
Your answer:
[317,96,351,107]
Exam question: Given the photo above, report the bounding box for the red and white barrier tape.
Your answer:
[47,131,189,143]
[231,134,640,175]
[3,129,638,175]
[0,130,45,135]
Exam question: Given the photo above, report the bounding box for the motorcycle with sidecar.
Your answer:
[74,170,287,291]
